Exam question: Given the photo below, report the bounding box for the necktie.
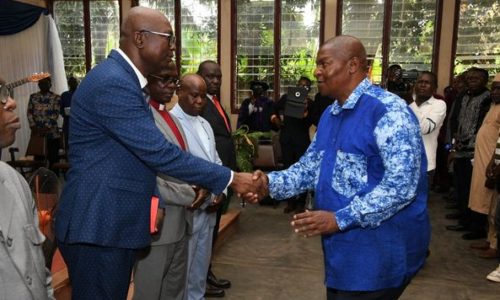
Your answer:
[150,100,186,151]
[212,96,231,133]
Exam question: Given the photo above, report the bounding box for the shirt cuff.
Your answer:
[225,171,234,192]
[334,201,359,231]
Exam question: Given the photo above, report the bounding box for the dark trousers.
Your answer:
[327,281,409,300]
[281,137,309,207]
[58,241,136,300]
[453,157,487,233]
[47,137,60,168]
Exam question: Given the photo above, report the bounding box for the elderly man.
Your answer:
[171,74,226,299]
[255,35,430,299]
[133,62,207,300]
[55,7,260,299]
[408,71,447,184]
[0,78,54,299]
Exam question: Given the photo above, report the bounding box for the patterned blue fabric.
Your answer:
[268,78,430,291]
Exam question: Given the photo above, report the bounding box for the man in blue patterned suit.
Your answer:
[255,36,430,299]
[55,7,260,300]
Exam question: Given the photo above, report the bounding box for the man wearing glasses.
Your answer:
[133,62,206,300]
[55,7,263,299]
[0,78,54,299]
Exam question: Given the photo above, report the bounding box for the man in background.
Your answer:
[408,71,447,185]
[198,60,234,296]
[27,77,61,168]
[60,76,78,149]
[133,62,205,300]
[171,74,227,299]
[272,76,314,213]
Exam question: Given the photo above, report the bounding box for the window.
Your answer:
[138,0,219,74]
[232,0,323,110]
[339,0,440,85]
[453,0,500,79]
[53,0,121,78]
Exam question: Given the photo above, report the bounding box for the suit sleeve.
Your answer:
[93,78,231,194]
[156,175,196,207]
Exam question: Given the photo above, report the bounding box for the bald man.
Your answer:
[55,7,260,299]
[170,74,226,299]
[255,36,430,299]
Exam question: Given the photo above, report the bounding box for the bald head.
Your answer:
[322,35,367,70]
[119,7,175,77]
[177,74,207,116]
[314,35,368,103]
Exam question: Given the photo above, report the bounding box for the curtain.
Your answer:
[0,14,67,161]
[0,0,46,35]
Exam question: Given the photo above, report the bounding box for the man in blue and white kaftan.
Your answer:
[257,36,430,300]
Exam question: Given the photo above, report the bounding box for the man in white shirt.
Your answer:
[171,74,226,300]
[409,71,447,183]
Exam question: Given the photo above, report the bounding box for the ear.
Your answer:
[135,31,145,49]
[347,57,361,74]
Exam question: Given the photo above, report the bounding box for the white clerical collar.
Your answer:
[115,48,148,89]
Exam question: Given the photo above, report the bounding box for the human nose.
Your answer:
[3,96,17,110]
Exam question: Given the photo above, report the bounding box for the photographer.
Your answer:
[272,77,313,213]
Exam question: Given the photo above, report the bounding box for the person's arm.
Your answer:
[94,78,231,195]
[156,175,196,206]
[334,109,423,231]
[409,100,447,135]
[267,136,322,199]
[49,94,60,122]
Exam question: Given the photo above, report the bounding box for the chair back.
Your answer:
[26,133,47,158]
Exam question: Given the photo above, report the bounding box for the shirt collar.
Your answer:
[115,48,148,89]
[330,78,371,115]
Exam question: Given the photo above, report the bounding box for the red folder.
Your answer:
[150,196,159,234]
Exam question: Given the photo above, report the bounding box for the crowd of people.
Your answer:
[2,5,500,300]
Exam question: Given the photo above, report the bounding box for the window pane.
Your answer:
[54,1,86,78]
[235,0,275,108]
[89,1,120,68]
[280,0,321,96]
[389,0,437,73]
[138,0,175,28]
[454,0,500,79]
[341,0,384,84]
[180,0,218,73]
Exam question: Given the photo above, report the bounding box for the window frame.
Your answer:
[336,0,443,87]
[132,0,221,76]
[49,0,123,74]
[230,0,325,114]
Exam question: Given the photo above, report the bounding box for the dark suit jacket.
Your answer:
[55,50,231,249]
[200,96,237,170]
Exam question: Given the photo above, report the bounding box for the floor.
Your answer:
[210,191,500,300]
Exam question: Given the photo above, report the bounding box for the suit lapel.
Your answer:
[205,97,231,134]
[173,108,211,159]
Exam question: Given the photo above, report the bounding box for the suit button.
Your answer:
[26,275,32,285]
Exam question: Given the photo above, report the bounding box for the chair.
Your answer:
[8,133,47,178]
[252,134,283,170]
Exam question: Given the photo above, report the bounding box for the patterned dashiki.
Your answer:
[268,78,430,291]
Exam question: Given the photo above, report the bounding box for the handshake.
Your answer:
[230,170,269,203]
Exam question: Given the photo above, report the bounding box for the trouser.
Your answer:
[488,196,498,250]
[133,236,189,300]
[47,137,60,168]
[280,137,309,208]
[58,241,136,300]
[326,280,410,300]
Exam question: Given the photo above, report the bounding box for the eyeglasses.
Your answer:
[140,30,176,47]
[0,84,11,105]
[149,74,179,86]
